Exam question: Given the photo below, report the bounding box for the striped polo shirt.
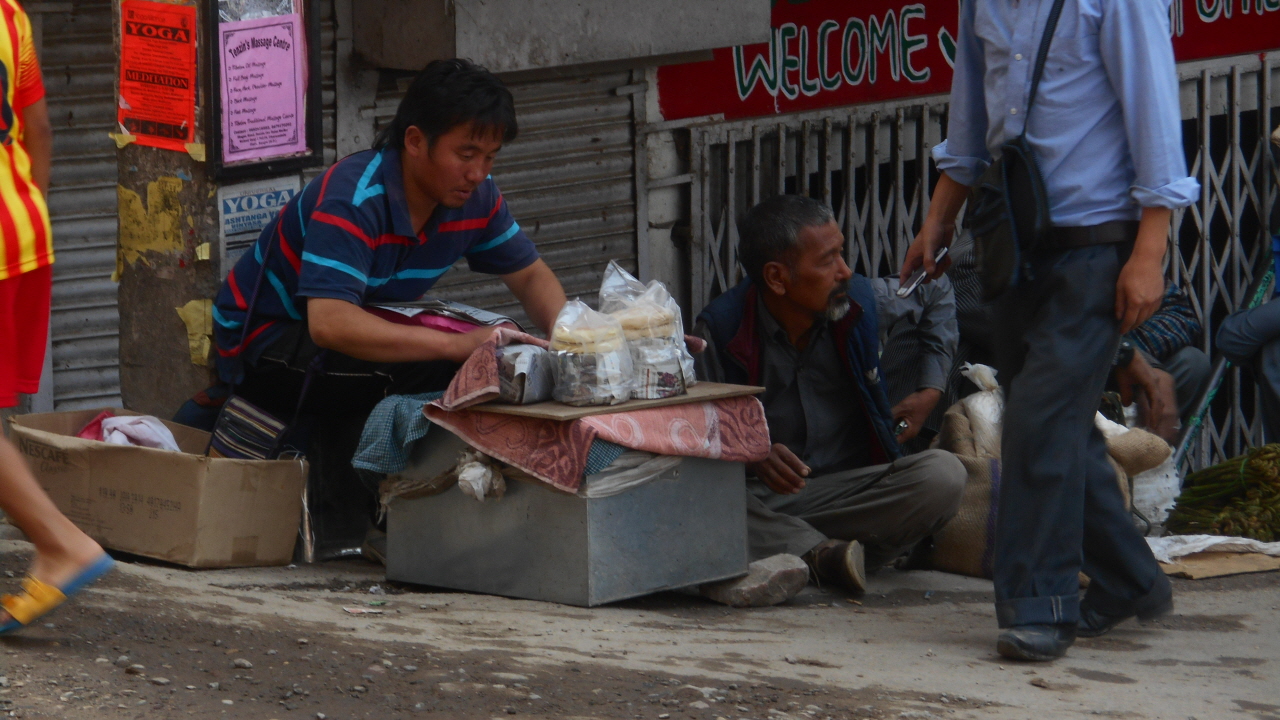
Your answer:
[0,0,52,281]
[213,147,539,382]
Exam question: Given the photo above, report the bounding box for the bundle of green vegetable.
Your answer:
[1166,444,1280,541]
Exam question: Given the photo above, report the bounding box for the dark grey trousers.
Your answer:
[992,243,1166,628]
[745,449,966,567]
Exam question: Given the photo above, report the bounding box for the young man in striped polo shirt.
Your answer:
[210,59,567,423]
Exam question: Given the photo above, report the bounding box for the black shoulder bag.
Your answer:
[966,0,1067,301]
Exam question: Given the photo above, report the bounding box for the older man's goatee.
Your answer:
[826,295,851,322]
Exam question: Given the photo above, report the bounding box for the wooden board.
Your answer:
[468,382,765,421]
[1160,551,1280,580]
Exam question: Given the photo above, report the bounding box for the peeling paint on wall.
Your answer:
[116,176,186,279]
[175,298,213,366]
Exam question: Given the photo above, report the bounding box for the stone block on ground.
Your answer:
[698,553,808,607]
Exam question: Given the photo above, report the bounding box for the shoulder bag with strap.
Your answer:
[965,0,1067,301]
[206,231,326,460]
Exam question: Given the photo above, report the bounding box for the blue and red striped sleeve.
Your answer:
[463,181,539,275]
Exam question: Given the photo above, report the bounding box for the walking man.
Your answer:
[901,0,1199,660]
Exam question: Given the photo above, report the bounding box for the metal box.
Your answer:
[385,432,748,606]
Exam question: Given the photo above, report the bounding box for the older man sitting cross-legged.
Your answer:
[695,195,966,600]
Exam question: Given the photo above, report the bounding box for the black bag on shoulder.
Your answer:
[967,0,1066,301]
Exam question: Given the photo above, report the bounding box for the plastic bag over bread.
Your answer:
[549,300,634,406]
[598,261,697,399]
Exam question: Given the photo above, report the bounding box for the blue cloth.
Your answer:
[934,0,1199,225]
[213,148,540,384]
[353,392,628,478]
[1125,284,1200,362]
[352,392,444,475]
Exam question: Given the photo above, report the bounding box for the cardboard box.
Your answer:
[7,409,306,568]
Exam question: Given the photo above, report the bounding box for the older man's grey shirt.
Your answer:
[756,298,874,475]
[873,275,959,407]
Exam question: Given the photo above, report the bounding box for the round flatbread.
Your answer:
[610,304,676,340]
[550,324,625,353]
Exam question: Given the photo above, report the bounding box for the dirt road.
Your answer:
[0,539,1275,720]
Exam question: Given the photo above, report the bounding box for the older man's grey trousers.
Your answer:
[745,449,966,567]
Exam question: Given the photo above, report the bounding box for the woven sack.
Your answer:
[1105,427,1171,478]
[925,401,1132,579]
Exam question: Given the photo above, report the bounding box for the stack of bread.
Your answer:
[548,300,634,406]
[611,302,687,399]
[600,261,697,400]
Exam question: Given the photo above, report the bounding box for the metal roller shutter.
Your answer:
[312,0,338,176]
[41,1,121,410]
[374,70,638,329]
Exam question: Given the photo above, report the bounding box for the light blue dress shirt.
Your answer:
[933,0,1200,226]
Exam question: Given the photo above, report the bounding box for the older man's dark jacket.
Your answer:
[694,276,903,466]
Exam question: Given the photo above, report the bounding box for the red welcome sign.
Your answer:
[657,1,957,122]
[657,0,1280,123]
[1171,0,1280,63]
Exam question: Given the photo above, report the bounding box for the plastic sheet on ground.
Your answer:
[1147,534,1280,564]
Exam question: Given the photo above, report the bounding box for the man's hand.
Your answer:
[1114,351,1178,441]
[901,221,955,285]
[747,443,810,495]
[899,173,968,283]
[1115,253,1165,333]
[1116,206,1171,334]
[891,388,942,443]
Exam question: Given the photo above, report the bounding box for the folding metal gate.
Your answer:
[678,53,1280,470]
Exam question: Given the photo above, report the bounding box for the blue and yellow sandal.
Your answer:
[0,553,115,634]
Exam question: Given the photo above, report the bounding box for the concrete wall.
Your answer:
[356,0,769,73]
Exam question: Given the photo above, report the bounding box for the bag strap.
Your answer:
[1020,0,1069,138]
[211,226,327,459]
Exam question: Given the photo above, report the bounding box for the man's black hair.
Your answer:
[372,58,518,151]
[738,195,836,286]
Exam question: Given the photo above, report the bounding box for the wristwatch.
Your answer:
[1114,339,1135,369]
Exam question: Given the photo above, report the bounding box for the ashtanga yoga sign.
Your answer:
[656,0,1280,122]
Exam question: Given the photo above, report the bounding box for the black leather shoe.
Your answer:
[1077,580,1174,638]
[996,624,1076,661]
[802,540,867,595]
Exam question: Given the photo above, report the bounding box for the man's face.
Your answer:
[769,220,853,320]
[402,120,504,209]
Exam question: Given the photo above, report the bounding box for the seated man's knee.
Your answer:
[1170,346,1210,381]
[913,449,967,516]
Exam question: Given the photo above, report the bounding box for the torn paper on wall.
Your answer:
[176,299,214,366]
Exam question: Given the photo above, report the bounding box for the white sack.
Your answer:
[959,363,1003,459]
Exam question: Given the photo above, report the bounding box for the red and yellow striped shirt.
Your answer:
[0,0,50,281]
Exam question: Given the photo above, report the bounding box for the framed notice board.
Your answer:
[205,0,323,180]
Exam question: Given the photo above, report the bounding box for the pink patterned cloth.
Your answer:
[437,327,549,410]
[423,396,770,493]
[365,307,484,334]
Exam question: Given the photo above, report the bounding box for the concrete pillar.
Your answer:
[114,0,222,418]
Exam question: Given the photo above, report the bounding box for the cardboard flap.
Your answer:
[9,407,211,455]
